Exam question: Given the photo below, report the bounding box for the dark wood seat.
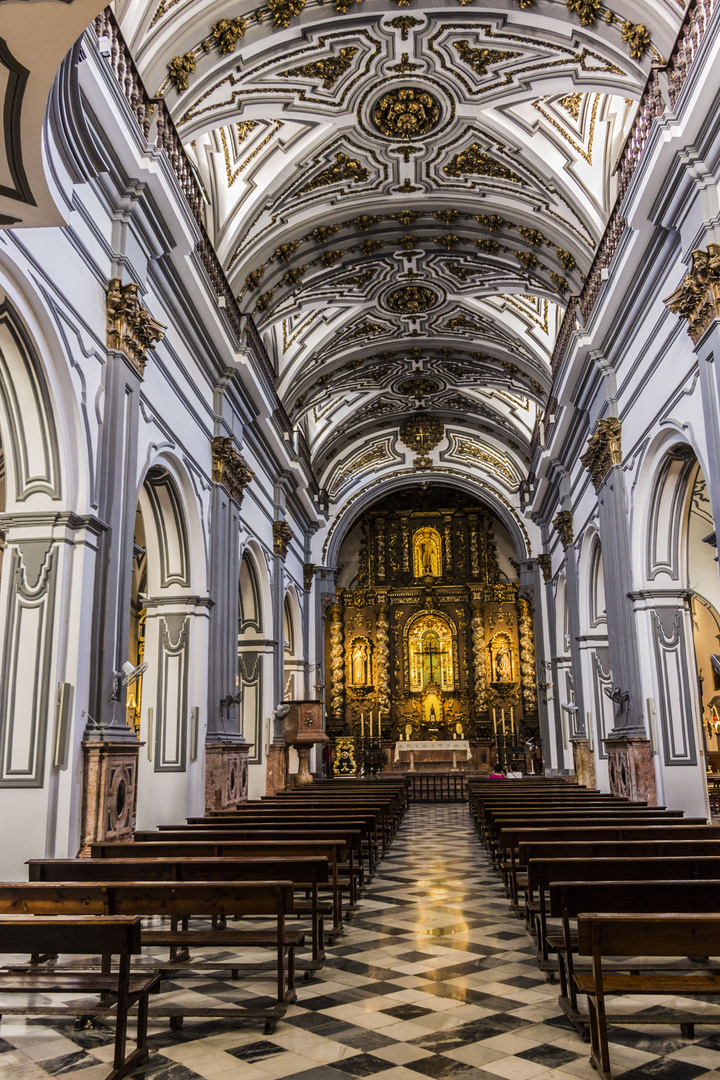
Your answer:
[0,881,299,1033]
[0,916,159,1080]
[575,914,720,1080]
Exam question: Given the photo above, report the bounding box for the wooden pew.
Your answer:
[550,879,720,1037]
[0,881,299,1033]
[92,838,348,934]
[500,825,720,905]
[0,916,160,1079]
[28,855,330,974]
[484,811,686,858]
[575,915,720,1080]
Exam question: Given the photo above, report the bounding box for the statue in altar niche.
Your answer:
[490,633,514,684]
[349,637,371,686]
[413,527,442,578]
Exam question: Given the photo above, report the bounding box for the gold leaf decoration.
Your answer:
[167,52,196,91]
[386,285,438,313]
[274,241,300,262]
[210,17,246,53]
[474,238,499,255]
[319,249,344,267]
[245,266,266,291]
[555,248,576,271]
[444,145,523,182]
[281,47,358,89]
[283,266,307,285]
[256,289,274,311]
[388,15,422,39]
[518,227,544,246]
[312,224,340,243]
[566,0,602,26]
[434,235,460,250]
[396,210,419,225]
[452,40,520,76]
[559,92,582,119]
[550,272,569,294]
[433,209,458,225]
[621,20,651,59]
[476,214,505,231]
[301,152,370,192]
[400,234,419,250]
[373,87,440,139]
[350,214,381,231]
[360,239,385,254]
[515,250,537,271]
[267,0,306,27]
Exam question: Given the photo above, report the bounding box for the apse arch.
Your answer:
[322,469,531,569]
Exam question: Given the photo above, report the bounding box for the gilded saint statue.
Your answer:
[413,527,442,578]
[494,642,512,682]
[351,639,370,686]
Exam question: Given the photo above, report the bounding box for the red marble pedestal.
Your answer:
[204,742,252,812]
[265,744,289,795]
[571,738,596,788]
[605,737,657,805]
[79,740,140,855]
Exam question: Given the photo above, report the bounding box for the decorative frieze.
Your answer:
[580,417,622,491]
[272,520,294,560]
[665,244,720,344]
[553,510,575,548]
[210,436,254,507]
[106,279,165,376]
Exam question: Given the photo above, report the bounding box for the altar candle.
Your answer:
[360,712,364,738]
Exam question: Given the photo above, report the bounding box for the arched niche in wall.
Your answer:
[238,549,265,755]
[283,586,303,700]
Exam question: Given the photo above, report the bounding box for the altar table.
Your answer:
[394,740,471,771]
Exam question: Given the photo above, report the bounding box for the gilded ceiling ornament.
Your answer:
[580,417,623,491]
[515,250,537,271]
[388,15,422,40]
[312,224,340,243]
[399,235,419,250]
[301,151,370,193]
[553,510,574,548]
[211,436,254,507]
[372,87,440,139]
[399,415,444,469]
[283,266,306,285]
[559,92,583,119]
[209,17,246,53]
[397,377,440,399]
[389,53,422,73]
[256,288,274,311]
[556,248,576,271]
[348,320,383,337]
[665,244,720,344]
[518,227,544,246]
[245,266,265,291]
[281,47,358,89]
[273,520,294,559]
[566,0,602,26]
[621,21,651,59]
[474,238,499,255]
[350,214,381,231]
[434,235,459,250]
[434,209,458,225]
[360,239,384,254]
[274,241,300,262]
[444,145,523,183]
[444,262,480,282]
[452,40,520,76]
[396,210,419,225]
[106,279,165,376]
[550,272,569,294]
[267,0,306,28]
[167,52,196,92]
[476,214,505,231]
[319,249,344,267]
[387,285,438,313]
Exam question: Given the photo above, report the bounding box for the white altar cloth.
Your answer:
[394,739,471,763]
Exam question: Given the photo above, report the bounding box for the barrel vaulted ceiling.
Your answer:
[115,0,684,505]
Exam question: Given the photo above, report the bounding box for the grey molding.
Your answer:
[154,614,189,772]
[651,607,698,767]
[144,468,191,589]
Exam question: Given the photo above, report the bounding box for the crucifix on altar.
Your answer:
[421,636,446,687]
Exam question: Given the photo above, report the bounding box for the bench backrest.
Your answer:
[503,825,718,849]
[519,839,720,864]
[0,915,142,955]
[550,879,720,918]
[91,840,348,860]
[27,856,330,886]
[528,856,720,891]
[577,913,720,957]
[0,881,295,917]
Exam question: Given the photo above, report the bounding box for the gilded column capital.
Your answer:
[211,436,254,506]
[553,510,575,548]
[273,520,294,560]
[580,417,622,492]
[536,553,553,582]
[664,244,720,344]
[106,278,165,376]
[303,562,316,592]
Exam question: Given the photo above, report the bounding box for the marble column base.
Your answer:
[293,744,313,785]
[204,742,252,812]
[606,737,657,805]
[571,738,596,789]
[79,740,140,855]
[265,743,289,795]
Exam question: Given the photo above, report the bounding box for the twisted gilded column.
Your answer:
[470,602,488,713]
[518,598,538,715]
[376,605,391,715]
[329,602,345,720]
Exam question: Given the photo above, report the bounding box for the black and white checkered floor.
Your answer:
[3,804,720,1079]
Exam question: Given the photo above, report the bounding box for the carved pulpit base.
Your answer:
[204,742,252,812]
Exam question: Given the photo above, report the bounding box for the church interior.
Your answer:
[2,0,720,1076]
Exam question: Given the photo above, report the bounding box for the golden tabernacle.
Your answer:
[324,488,540,772]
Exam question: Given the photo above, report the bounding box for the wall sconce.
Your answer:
[603,686,630,710]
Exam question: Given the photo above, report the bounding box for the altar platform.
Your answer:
[393,739,472,771]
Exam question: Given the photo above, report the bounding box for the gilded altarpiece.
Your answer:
[324,495,539,767]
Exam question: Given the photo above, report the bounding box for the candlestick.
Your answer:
[360,712,364,738]
[369,710,373,741]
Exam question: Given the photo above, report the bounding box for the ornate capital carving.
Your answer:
[273,520,294,560]
[553,510,575,549]
[106,279,164,376]
[664,244,720,344]
[536,553,553,582]
[303,562,316,592]
[580,417,622,491]
[211,436,254,506]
